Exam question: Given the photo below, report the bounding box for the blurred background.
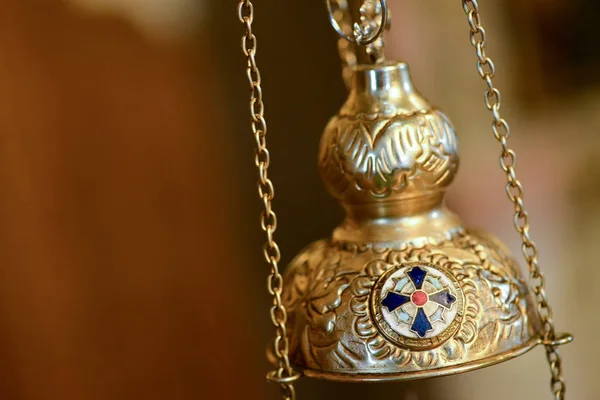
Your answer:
[0,0,597,399]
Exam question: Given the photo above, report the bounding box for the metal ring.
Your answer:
[266,369,302,385]
[541,332,574,347]
[326,0,388,46]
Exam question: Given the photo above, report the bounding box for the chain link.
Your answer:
[237,2,300,399]
[462,1,566,398]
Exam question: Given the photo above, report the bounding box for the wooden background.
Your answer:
[0,0,594,399]
[0,1,265,398]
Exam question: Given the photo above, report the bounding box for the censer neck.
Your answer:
[341,62,430,117]
[319,62,460,233]
[333,202,461,244]
[342,191,446,220]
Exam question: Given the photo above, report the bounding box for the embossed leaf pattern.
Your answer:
[321,111,458,199]
[349,232,530,368]
[285,231,536,373]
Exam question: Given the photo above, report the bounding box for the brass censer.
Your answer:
[237,1,573,399]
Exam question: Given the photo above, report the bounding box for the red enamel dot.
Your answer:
[411,290,428,307]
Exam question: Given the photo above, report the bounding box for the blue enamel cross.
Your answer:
[381,266,457,338]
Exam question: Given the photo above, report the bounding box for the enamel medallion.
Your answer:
[371,264,465,350]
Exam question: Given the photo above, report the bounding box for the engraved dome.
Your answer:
[319,63,459,214]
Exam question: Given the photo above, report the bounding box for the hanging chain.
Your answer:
[237,2,301,399]
[462,1,567,399]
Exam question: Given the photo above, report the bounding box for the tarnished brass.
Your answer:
[280,62,545,381]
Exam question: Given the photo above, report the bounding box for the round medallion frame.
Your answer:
[370,262,465,351]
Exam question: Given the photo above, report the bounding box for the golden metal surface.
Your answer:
[280,62,546,382]
[300,337,541,382]
[462,1,570,398]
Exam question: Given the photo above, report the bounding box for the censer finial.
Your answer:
[328,0,390,86]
